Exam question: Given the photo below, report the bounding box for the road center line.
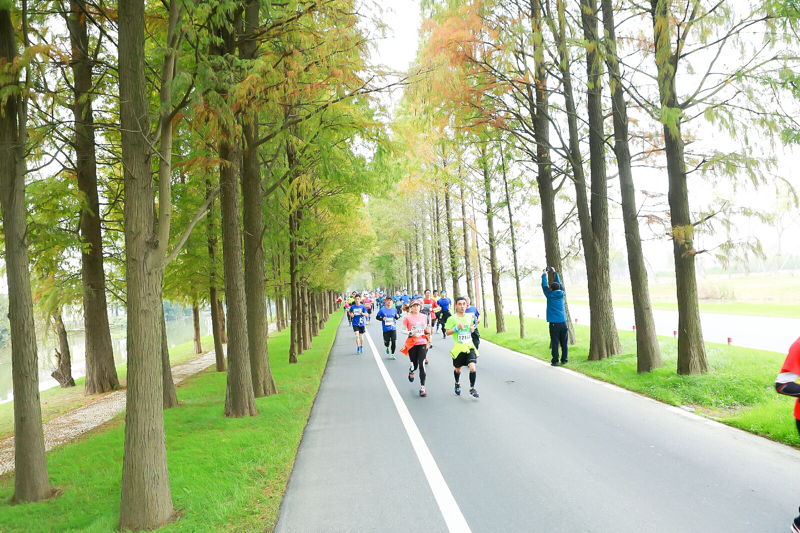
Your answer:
[364,330,472,533]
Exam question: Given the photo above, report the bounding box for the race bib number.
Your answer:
[353,309,362,315]
[423,304,432,312]
[383,318,394,327]
[458,332,472,344]
[411,325,424,337]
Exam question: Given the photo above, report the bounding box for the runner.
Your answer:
[344,298,352,325]
[376,296,400,359]
[348,294,368,353]
[445,296,479,398]
[436,290,452,339]
[403,300,431,397]
[774,335,800,532]
[464,295,481,349]
[394,291,404,317]
[433,290,442,333]
[363,293,373,323]
[423,289,436,351]
[401,289,411,310]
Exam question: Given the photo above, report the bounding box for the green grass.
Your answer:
[0,311,341,533]
[481,312,799,446]
[0,335,217,441]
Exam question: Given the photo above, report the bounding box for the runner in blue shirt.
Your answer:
[436,290,452,339]
[401,289,411,308]
[394,291,404,317]
[376,297,400,359]
[464,295,481,349]
[348,295,368,354]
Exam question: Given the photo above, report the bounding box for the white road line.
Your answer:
[364,330,472,533]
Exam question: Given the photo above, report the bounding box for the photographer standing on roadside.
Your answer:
[542,267,568,366]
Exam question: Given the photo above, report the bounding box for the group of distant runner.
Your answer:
[342,289,481,399]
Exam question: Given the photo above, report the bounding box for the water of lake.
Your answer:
[0,312,214,404]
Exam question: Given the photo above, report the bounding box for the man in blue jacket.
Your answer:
[542,267,568,366]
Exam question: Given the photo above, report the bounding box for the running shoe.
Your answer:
[386,346,390,355]
[470,388,480,398]
[408,369,415,382]
[454,383,461,396]
[390,354,396,360]
[419,387,427,397]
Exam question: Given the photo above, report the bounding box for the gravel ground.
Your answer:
[0,346,225,476]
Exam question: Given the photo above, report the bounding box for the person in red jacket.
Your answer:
[775,336,800,533]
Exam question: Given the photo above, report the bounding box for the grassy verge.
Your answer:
[0,335,217,441]
[481,312,799,446]
[0,311,341,533]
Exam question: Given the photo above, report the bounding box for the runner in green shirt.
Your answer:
[445,296,479,398]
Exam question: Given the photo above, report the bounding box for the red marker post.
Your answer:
[727,337,732,345]
[673,331,677,338]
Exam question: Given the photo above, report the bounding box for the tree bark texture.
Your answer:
[414,225,423,292]
[602,0,661,371]
[218,298,228,344]
[578,0,621,360]
[219,140,258,417]
[651,0,708,374]
[117,0,173,524]
[240,0,276,398]
[434,191,446,291]
[161,310,179,409]
[206,179,226,371]
[444,184,461,298]
[459,182,474,302]
[0,10,52,502]
[52,312,76,388]
[530,0,575,343]
[480,144,505,333]
[192,302,202,354]
[67,0,119,395]
[499,144,525,338]
[471,202,490,329]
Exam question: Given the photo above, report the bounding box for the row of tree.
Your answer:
[370,0,799,379]
[1,0,390,529]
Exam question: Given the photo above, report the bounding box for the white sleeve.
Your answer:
[777,371,799,384]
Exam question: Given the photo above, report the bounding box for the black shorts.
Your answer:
[452,348,478,368]
[353,326,365,334]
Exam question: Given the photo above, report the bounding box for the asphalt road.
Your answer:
[275,313,800,532]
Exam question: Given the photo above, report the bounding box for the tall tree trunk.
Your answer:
[52,312,76,388]
[414,225,424,292]
[651,0,708,374]
[219,139,258,417]
[161,310,179,409]
[434,191,446,291]
[579,0,621,360]
[240,0,276,398]
[460,182,474,302]
[472,201,490,329]
[67,0,119,395]
[530,0,575,344]
[444,184,460,297]
[117,0,172,523]
[0,9,51,502]
[192,301,202,354]
[421,209,431,291]
[218,298,227,344]
[602,0,661,372]
[480,144,505,333]
[288,210,299,363]
[207,178,226,371]
[499,143,525,338]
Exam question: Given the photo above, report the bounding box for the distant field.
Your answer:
[492,274,800,319]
